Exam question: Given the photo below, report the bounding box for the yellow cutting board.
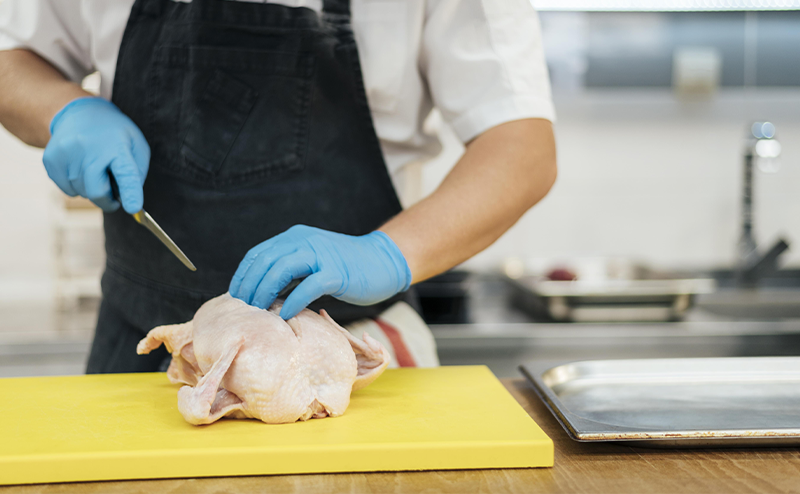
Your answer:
[0,366,552,485]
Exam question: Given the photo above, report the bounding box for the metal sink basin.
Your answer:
[697,290,800,319]
[428,272,800,377]
[695,269,800,320]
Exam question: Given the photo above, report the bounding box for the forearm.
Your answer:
[0,49,91,148]
[380,118,557,284]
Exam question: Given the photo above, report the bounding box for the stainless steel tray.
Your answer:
[521,357,800,447]
[507,276,716,322]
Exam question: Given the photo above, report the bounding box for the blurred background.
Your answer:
[3,1,800,378]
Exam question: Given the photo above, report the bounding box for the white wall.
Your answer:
[431,89,800,273]
[0,126,56,304]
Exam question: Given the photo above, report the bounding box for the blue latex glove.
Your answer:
[229,225,412,320]
[44,97,149,213]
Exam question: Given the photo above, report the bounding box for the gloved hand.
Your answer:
[229,225,412,320]
[44,97,149,213]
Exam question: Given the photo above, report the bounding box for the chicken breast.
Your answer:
[137,293,390,425]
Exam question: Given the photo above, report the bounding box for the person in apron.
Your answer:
[0,0,557,373]
[85,0,440,372]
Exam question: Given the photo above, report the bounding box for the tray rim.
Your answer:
[520,356,800,446]
[514,278,717,297]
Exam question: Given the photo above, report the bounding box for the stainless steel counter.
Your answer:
[432,275,800,377]
[3,274,800,379]
[433,320,800,377]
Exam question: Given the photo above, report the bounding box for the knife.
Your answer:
[109,174,197,272]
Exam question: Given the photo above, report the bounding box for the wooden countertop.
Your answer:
[3,378,800,494]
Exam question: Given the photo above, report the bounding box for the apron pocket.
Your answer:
[182,71,258,175]
[150,45,315,188]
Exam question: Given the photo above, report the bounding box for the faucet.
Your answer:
[737,122,790,287]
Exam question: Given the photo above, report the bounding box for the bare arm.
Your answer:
[0,49,91,148]
[380,118,557,283]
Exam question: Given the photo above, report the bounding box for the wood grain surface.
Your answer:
[2,378,799,494]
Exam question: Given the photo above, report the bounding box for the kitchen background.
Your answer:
[2,4,800,377]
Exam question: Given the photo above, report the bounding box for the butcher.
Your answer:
[0,0,557,373]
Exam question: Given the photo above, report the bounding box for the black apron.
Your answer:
[87,0,413,373]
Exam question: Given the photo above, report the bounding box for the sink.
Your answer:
[708,268,800,289]
[695,269,800,320]
[696,291,800,319]
[426,272,800,377]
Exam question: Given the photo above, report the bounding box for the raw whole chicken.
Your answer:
[137,293,390,425]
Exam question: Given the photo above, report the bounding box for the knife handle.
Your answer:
[109,172,121,202]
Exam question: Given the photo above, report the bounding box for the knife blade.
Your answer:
[109,173,197,271]
[131,210,197,271]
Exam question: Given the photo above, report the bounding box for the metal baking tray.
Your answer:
[507,276,716,322]
[521,357,800,447]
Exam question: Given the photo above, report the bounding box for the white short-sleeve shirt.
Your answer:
[0,0,554,189]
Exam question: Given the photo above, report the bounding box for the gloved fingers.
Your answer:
[279,271,342,320]
[42,144,79,197]
[83,158,120,212]
[45,170,79,197]
[250,225,314,256]
[109,148,144,214]
[129,127,151,178]
[230,250,259,296]
[42,130,78,197]
[232,243,298,303]
[65,151,88,195]
[230,229,301,295]
[250,251,316,309]
[90,194,121,213]
[248,227,299,256]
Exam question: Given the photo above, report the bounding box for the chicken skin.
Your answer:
[137,293,390,425]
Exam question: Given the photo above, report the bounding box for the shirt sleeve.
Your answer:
[422,0,555,143]
[0,0,93,83]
